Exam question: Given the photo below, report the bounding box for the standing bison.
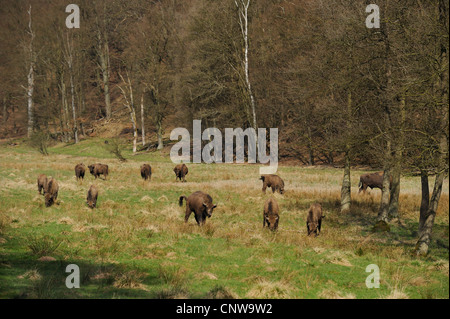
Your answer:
[86,185,98,209]
[263,197,280,231]
[306,203,323,237]
[44,178,59,207]
[140,164,152,181]
[260,174,285,194]
[358,171,392,194]
[174,164,188,182]
[75,163,86,181]
[88,163,109,180]
[179,191,217,226]
[37,174,48,195]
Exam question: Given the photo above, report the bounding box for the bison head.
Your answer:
[307,222,319,236]
[87,199,96,209]
[203,202,217,218]
[265,214,279,231]
[45,193,54,207]
[88,165,95,174]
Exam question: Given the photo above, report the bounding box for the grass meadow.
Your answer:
[0,138,448,299]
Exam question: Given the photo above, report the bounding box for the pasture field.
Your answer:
[0,138,448,299]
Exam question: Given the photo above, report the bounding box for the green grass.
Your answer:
[0,138,448,299]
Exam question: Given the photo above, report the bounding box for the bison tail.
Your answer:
[179,196,187,207]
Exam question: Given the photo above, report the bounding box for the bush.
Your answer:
[28,131,50,155]
[103,138,127,162]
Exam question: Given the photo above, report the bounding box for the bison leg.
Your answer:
[184,206,193,223]
[306,222,311,236]
[262,183,267,194]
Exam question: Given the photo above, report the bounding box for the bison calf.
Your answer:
[179,191,217,226]
[358,171,392,194]
[86,185,98,209]
[140,164,152,181]
[174,163,188,182]
[263,197,280,231]
[306,203,323,237]
[260,174,285,194]
[75,163,86,181]
[44,178,59,207]
[37,174,48,195]
[88,163,109,180]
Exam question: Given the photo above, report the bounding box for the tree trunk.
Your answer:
[156,113,163,150]
[26,6,35,138]
[141,93,146,146]
[340,150,351,213]
[377,141,392,224]
[235,0,257,130]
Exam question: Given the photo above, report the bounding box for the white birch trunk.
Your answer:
[141,93,146,146]
[26,5,35,138]
[235,0,257,129]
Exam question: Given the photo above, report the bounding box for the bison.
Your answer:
[179,191,217,226]
[88,163,109,180]
[86,185,98,209]
[358,171,392,194]
[75,163,86,181]
[260,174,285,194]
[306,203,323,237]
[37,174,48,195]
[263,197,280,231]
[140,164,152,181]
[44,178,59,207]
[174,163,188,182]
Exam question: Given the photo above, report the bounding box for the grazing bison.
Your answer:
[44,178,59,207]
[263,197,280,231]
[358,171,392,194]
[306,203,323,237]
[140,164,152,181]
[37,174,48,195]
[75,163,86,181]
[86,185,98,209]
[174,163,188,182]
[179,191,217,226]
[88,163,109,180]
[260,174,285,194]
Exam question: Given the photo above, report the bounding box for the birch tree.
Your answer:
[235,0,257,130]
[118,71,138,154]
[25,5,35,138]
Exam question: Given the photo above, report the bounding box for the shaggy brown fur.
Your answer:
[179,191,217,226]
[44,178,59,207]
[86,185,98,209]
[358,172,392,194]
[263,197,280,231]
[75,163,86,181]
[174,163,188,182]
[260,174,285,194]
[306,203,323,237]
[88,163,109,180]
[140,164,152,181]
[37,174,48,195]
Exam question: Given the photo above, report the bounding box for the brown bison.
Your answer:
[179,191,217,226]
[358,171,392,194]
[88,163,109,180]
[86,185,98,209]
[174,163,188,182]
[44,178,59,207]
[263,197,280,231]
[37,174,48,195]
[260,174,285,194]
[75,163,86,181]
[306,203,323,237]
[140,164,152,181]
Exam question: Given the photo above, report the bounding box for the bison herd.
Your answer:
[35,161,387,236]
